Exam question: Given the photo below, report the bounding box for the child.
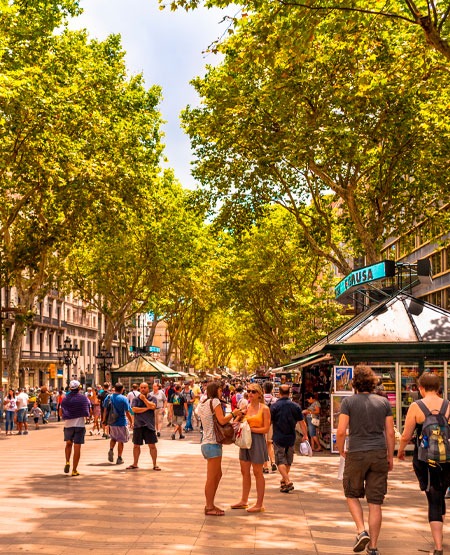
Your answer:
[30,402,44,429]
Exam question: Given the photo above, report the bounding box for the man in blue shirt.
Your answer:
[270,385,307,493]
[104,382,132,465]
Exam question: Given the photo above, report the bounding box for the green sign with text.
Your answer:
[335,260,396,298]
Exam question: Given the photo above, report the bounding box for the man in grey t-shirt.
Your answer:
[336,365,395,555]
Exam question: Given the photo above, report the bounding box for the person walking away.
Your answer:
[398,372,450,555]
[60,380,91,476]
[182,382,195,432]
[56,390,64,422]
[303,392,322,452]
[104,382,132,465]
[152,382,167,437]
[270,385,308,493]
[197,381,242,515]
[336,365,395,555]
[30,402,44,429]
[37,385,51,424]
[232,383,271,513]
[169,384,187,440]
[4,388,17,435]
[98,382,111,438]
[15,388,29,435]
[127,382,161,470]
[263,381,278,473]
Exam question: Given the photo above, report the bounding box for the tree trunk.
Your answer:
[145,317,159,347]
[9,317,27,389]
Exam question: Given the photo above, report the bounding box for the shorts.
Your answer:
[33,417,39,424]
[16,408,28,423]
[109,425,130,443]
[64,427,86,445]
[133,427,158,445]
[274,443,294,466]
[307,416,317,438]
[343,449,389,505]
[201,443,223,459]
[172,415,184,426]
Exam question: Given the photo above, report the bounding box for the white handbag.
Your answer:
[234,420,252,449]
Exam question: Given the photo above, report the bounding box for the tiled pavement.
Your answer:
[0,420,443,555]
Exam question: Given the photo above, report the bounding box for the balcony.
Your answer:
[20,350,59,361]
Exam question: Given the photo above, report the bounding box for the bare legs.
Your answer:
[234,460,265,511]
[204,456,223,510]
[132,443,157,467]
[65,441,81,472]
[347,498,382,550]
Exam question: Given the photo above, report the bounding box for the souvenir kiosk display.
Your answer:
[301,363,332,450]
[274,260,450,452]
[330,360,353,453]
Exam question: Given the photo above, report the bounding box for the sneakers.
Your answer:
[108,449,114,463]
[366,549,380,555]
[171,433,176,440]
[271,463,277,472]
[23,431,28,435]
[71,470,80,477]
[157,432,161,437]
[116,456,124,465]
[354,531,370,553]
[64,461,70,474]
[179,434,185,439]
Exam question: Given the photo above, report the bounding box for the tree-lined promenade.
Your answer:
[0,420,439,554]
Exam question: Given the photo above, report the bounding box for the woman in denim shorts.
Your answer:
[197,382,242,516]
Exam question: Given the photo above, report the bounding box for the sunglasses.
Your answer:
[247,390,257,394]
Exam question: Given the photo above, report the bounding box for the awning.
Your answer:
[112,355,181,378]
[272,353,332,373]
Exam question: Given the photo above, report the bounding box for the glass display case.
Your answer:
[399,363,420,430]
[371,363,397,423]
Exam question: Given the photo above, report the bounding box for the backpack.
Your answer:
[417,399,450,465]
[103,395,120,426]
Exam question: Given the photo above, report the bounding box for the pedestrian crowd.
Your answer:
[2,367,450,555]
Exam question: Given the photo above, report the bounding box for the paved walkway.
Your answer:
[0,420,442,555]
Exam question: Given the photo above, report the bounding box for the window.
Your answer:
[430,250,443,276]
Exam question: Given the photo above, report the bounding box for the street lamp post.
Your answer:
[57,336,80,389]
[96,346,113,384]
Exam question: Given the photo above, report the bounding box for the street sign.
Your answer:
[335,260,396,298]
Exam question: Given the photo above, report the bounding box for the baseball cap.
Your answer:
[69,380,80,390]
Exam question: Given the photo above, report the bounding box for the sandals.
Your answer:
[126,465,139,470]
[204,507,225,516]
[246,506,265,513]
[231,503,248,509]
[153,466,162,471]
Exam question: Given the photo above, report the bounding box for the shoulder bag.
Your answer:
[210,400,235,445]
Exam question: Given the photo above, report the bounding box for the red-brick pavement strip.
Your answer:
[0,421,441,555]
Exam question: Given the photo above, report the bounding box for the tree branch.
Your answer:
[278,0,416,24]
